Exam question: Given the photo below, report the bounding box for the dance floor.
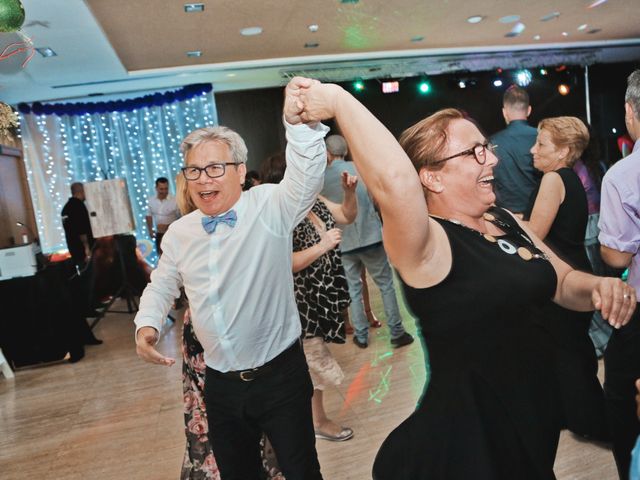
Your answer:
[0,291,618,479]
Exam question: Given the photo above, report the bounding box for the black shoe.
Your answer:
[391,332,414,348]
[84,337,103,346]
[68,347,85,363]
[353,336,368,349]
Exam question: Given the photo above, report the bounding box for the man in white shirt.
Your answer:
[145,177,180,256]
[134,77,325,480]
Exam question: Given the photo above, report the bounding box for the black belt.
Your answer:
[209,341,300,382]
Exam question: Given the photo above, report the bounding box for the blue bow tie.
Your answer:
[202,210,237,234]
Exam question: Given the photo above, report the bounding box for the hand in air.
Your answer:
[298,81,345,123]
[135,326,175,366]
[341,171,358,193]
[318,228,342,253]
[591,277,636,329]
[284,76,319,125]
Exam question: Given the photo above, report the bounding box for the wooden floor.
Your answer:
[0,295,619,479]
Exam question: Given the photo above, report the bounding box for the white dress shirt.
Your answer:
[147,195,180,231]
[134,120,329,372]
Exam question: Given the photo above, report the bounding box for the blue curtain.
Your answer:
[17,84,218,255]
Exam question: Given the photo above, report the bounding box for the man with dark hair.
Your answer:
[599,69,640,480]
[243,170,262,190]
[490,85,540,214]
[61,181,103,355]
[62,182,94,267]
[145,176,180,256]
[322,134,413,349]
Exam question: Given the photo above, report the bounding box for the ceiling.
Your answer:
[1,0,639,105]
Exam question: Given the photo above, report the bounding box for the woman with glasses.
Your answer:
[292,82,636,480]
[525,117,608,442]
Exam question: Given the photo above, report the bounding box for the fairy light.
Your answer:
[18,85,218,253]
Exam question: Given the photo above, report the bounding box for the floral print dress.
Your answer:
[180,309,285,480]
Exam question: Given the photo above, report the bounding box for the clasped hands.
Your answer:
[284,76,342,125]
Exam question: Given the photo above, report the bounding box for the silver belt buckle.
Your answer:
[239,369,258,381]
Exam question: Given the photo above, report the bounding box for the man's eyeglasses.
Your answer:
[433,142,497,165]
[181,162,241,181]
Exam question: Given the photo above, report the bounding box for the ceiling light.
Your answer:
[458,80,467,89]
[493,79,503,87]
[514,69,532,87]
[240,26,263,36]
[308,24,319,32]
[540,12,560,22]
[505,22,525,37]
[226,73,236,77]
[411,35,424,42]
[186,50,202,57]
[578,24,588,31]
[304,42,319,48]
[184,3,204,13]
[587,0,607,8]
[36,47,57,57]
[499,15,520,24]
[467,15,485,24]
[533,35,541,40]
[418,79,431,94]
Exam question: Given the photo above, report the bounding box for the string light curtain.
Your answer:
[17,84,217,254]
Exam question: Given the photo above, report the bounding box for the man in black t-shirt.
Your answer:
[60,182,103,357]
[61,182,94,267]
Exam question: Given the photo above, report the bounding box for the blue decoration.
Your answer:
[17,83,212,116]
[18,83,217,256]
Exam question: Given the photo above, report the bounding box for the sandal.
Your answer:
[314,426,354,442]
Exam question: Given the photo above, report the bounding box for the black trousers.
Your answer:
[604,306,640,480]
[155,232,165,257]
[204,343,323,480]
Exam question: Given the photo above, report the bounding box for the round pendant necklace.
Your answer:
[430,210,549,262]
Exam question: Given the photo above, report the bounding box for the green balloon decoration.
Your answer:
[0,0,25,33]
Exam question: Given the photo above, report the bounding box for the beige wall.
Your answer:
[0,144,36,248]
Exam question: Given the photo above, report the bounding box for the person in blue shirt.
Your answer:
[490,85,540,215]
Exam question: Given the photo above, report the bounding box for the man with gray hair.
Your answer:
[598,69,640,479]
[322,134,413,349]
[134,78,326,479]
[490,85,540,215]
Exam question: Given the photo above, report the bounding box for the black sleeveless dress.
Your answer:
[526,167,607,440]
[373,207,561,480]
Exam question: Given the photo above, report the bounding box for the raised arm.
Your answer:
[525,171,563,239]
[299,82,431,274]
[319,171,357,224]
[269,78,329,233]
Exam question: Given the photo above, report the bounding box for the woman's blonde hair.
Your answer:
[538,116,590,166]
[175,172,197,215]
